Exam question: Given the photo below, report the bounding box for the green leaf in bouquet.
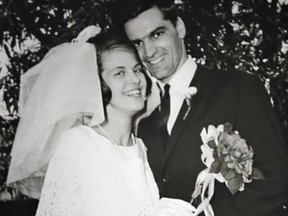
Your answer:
[223,122,233,134]
[223,169,236,180]
[207,139,217,149]
[219,160,229,177]
[212,148,219,159]
[251,168,264,180]
[227,174,244,195]
[210,159,221,173]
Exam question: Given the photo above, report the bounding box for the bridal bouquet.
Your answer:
[190,123,264,216]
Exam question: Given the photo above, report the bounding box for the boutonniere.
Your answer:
[190,123,264,215]
[183,87,197,120]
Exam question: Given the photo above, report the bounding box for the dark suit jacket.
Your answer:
[138,65,288,216]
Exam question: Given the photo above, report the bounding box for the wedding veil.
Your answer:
[6,26,105,199]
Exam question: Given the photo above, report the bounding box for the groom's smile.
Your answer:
[124,6,187,83]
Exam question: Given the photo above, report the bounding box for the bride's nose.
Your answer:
[128,71,141,84]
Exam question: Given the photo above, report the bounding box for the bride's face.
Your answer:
[101,47,147,114]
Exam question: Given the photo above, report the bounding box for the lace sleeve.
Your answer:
[35,152,84,216]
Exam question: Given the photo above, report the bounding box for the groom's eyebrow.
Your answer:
[149,26,166,37]
[132,26,166,42]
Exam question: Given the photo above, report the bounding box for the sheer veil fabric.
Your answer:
[6,26,105,199]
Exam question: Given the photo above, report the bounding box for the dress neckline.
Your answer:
[81,125,138,149]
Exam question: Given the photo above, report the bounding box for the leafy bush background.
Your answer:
[0,0,287,200]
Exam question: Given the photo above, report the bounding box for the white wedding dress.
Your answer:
[35,125,159,216]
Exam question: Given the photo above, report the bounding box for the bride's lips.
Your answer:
[123,88,142,97]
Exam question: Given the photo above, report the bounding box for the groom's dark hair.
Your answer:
[111,0,179,32]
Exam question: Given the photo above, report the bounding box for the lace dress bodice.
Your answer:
[36,125,160,216]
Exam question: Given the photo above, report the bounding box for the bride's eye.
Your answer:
[115,70,125,76]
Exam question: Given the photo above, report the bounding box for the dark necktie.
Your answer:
[159,84,171,149]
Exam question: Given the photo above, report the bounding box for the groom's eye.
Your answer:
[133,64,146,74]
[150,27,166,40]
[152,31,164,39]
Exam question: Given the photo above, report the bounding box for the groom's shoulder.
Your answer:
[196,64,261,86]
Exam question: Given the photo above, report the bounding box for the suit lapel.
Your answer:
[162,66,206,167]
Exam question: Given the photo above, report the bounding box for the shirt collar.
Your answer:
[168,56,197,93]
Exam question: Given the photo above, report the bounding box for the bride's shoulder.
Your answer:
[55,125,96,155]
[59,125,91,141]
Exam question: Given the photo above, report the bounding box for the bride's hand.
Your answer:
[153,197,196,216]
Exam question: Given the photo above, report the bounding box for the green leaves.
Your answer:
[204,122,264,195]
[227,174,244,195]
[223,122,233,134]
[210,159,221,173]
[251,167,265,180]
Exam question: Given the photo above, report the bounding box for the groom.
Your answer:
[112,0,288,215]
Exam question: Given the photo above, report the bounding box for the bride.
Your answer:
[6,26,195,216]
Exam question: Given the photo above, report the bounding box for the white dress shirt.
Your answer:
[161,56,197,134]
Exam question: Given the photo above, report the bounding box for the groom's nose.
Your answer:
[142,40,157,59]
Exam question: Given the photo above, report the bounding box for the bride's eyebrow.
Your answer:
[109,66,125,73]
[113,66,125,70]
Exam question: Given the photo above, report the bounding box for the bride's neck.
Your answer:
[98,109,134,146]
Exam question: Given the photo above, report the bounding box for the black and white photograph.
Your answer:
[0,0,288,215]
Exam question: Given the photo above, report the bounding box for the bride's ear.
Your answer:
[176,17,186,39]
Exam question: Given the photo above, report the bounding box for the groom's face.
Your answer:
[124,6,186,83]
